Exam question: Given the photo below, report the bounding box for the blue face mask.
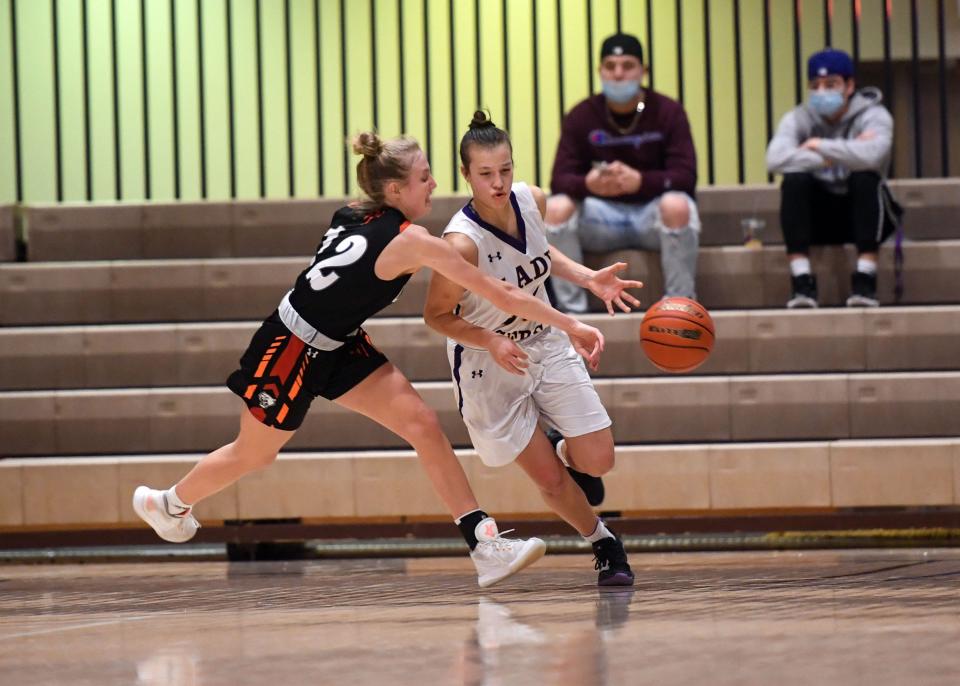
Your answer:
[809,89,845,117]
[602,79,640,104]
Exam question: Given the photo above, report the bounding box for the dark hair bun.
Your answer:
[352,131,384,158]
[469,110,497,130]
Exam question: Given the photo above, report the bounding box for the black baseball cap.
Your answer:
[600,33,644,64]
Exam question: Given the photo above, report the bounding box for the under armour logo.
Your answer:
[257,391,277,409]
[488,252,502,262]
[471,370,484,378]
[483,523,497,538]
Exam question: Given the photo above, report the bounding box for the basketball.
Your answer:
[640,297,716,373]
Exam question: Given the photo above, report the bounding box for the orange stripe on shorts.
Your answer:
[276,404,289,423]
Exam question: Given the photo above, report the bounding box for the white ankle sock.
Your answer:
[790,257,812,277]
[583,518,615,543]
[856,257,877,275]
[164,486,192,517]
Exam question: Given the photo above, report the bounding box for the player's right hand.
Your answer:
[484,333,530,376]
[567,322,605,372]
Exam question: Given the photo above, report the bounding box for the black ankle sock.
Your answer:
[456,509,489,551]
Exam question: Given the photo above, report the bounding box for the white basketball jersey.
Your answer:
[443,183,553,346]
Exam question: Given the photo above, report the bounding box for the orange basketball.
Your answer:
[640,297,715,373]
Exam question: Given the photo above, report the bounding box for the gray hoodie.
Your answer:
[765,87,893,194]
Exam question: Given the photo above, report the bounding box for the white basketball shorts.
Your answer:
[447,327,612,467]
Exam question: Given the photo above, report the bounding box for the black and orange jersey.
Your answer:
[280,205,413,347]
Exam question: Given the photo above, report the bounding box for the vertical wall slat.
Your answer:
[909,0,921,177]
[792,0,802,105]
[55,0,87,201]
[423,0,432,166]
[197,0,207,198]
[140,0,151,198]
[169,0,180,198]
[448,0,457,188]
[0,0,21,202]
[81,0,92,199]
[116,0,147,200]
[702,0,715,185]
[52,0,62,201]
[585,0,594,95]
[288,0,319,198]
[733,0,745,184]
[425,0,452,192]
[531,0,541,188]
[109,0,121,199]
[936,0,948,176]
[763,0,774,182]
[554,0,564,118]
[675,0,684,104]
[824,0,833,44]
[284,0,294,196]
[645,0,653,88]
[313,0,322,195]
[254,0,265,197]
[18,1,58,202]
[226,0,236,197]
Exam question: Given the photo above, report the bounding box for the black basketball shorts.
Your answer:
[226,312,388,431]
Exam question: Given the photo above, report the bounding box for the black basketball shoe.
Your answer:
[786,273,818,309]
[592,534,635,587]
[846,271,879,307]
[545,428,605,507]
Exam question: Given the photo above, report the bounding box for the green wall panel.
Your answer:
[0,0,15,202]
[17,1,57,202]
[1,0,952,205]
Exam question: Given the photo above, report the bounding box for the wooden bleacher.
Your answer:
[2,180,960,534]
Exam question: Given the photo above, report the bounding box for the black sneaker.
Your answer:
[545,428,605,507]
[846,271,879,307]
[786,273,818,308]
[592,534,634,587]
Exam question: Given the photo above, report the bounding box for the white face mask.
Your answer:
[602,79,640,104]
[809,89,845,117]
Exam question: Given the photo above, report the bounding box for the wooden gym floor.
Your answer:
[2,548,959,685]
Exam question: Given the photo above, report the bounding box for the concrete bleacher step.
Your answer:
[21,196,468,261]
[3,372,959,456]
[2,438,958,528]
[3,240,959,325]
[2,307,960,390]
[19,179,960,261]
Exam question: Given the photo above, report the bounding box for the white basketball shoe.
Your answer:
[132,486,201,543]
[470,517,546,588]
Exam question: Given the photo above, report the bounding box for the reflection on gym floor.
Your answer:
[2,549,959,685]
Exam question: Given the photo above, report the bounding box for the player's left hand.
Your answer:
[801,137,823,151]
[587,262,644,315]
[567,321,605,372]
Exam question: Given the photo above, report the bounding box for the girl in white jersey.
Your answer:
[132,131,608,588]
[425,112,643,586]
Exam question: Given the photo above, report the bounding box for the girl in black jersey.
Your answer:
[133,132,608,587]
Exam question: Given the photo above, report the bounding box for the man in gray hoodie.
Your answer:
[766,49,901,308]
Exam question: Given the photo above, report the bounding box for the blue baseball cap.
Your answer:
[807,49,854,80]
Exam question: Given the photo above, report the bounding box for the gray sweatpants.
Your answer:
[546,192,700,312]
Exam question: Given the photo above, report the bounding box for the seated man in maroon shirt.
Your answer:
[546,33,700,313]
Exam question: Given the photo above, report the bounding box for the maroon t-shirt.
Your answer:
[550,91,697,203]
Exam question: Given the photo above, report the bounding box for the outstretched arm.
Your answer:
[424,233,531,376]
[530,185,644,315]
[379,224,605,369]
